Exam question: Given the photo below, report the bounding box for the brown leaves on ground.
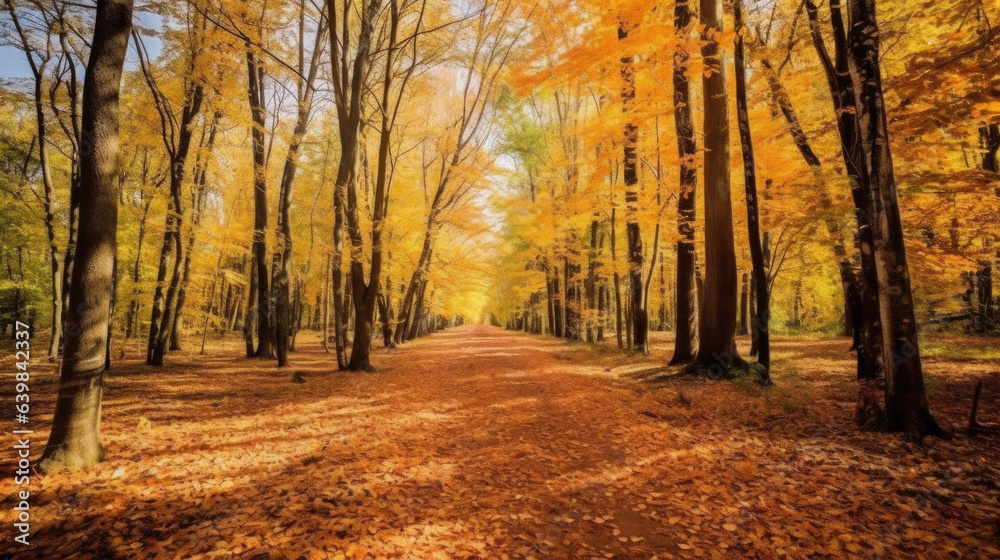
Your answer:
[1,325,999,559]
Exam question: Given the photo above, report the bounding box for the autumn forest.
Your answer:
[1,0,999,558]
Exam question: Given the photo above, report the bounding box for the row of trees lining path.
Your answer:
[500,0,944,441]
[3,0,979,473]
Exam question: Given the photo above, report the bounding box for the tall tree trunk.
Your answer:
[247,49,275,359]
[670,0,698,365]
[695,0,741,373]
[735,0,770,380]
[739,273,749,336]
[326,0,382,368]
[619,20,647,354]
[105,251,118,371]
[598,232,607,341]
[40,0,133,472]
[124,196,152,339]
[806,0,883,380]
[275,12,328,367]
[145,200,177,365]
[611,209,623,349]
[845,0,941,438]
[332,177,348,366]
[586,219,598,343]
[553,263,565,338]
[243,254,257,357]
[170,111,220,352]
[545,264,555,335]
[141,63,204,364]
[5,4,66,360]
[343,0,397,371]
[322,252,331,353]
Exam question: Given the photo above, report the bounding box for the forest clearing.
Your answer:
[2,0,1000,557]
[1,325,999,559]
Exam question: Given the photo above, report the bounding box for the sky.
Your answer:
[0,10,162,81]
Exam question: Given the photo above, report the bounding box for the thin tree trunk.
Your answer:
[247,48,275,359]
[739,273,749,336]
[611,209,623,349]
[243,255,257,357]
[587,219,598,343]
[619,20,646,354]
[670,0,698,365]
[124,195,152,339]
[735,0,770,380]
[4,4,65,360]
[322,252,331,353]
[275,12,328,367]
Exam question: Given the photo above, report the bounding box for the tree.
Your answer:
[803,0,883,380]
[733,0,770,380]
[695,0,741,373]
[40,0,134,471]
[669,0,698,366]
[395,0,522,347]
[133,21,207,366]
[843,0,942,438]
[618,16,646,353]
[4,0,62,361]
[326,0,382,369]
[274,1,329,366]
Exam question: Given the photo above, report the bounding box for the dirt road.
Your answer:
[3,324,998,559]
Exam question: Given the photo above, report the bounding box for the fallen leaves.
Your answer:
[0,327,998,559]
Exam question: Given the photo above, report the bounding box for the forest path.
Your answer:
[5,325,1000,559]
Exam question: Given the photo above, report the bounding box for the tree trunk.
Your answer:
[619,20,646,354]
[243,255,257,357]
[275,14,327,367]
[806,0,883,380]
[735,0,770,380]
[545,264,555,336]
[40,0,133,472]
[695,0,741,373]
[611,209,623,349]
[124,196,151,339]
[246,49,275,359]
[846,0,941,438]
[670,0,698,365]
[586,219,598,343]
[322,252,331,353]
[5,5,66,360]
[739,273,749,336]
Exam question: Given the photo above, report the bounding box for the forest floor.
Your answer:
[1,325,999,560]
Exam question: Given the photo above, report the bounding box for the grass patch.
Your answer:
[919,340,1000,361]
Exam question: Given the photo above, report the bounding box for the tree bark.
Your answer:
[670,0,698,365]
[619,20,647,354]
[139,32,205,365]
[845,0,941,438]
[806,0,883,380]
[170,112,219,352]
[275,11,328,367]
[246,48,276,359]
[611,209,623,349]
[695,0,741,373]
[735,0,770,379]
[41,0,133,472]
